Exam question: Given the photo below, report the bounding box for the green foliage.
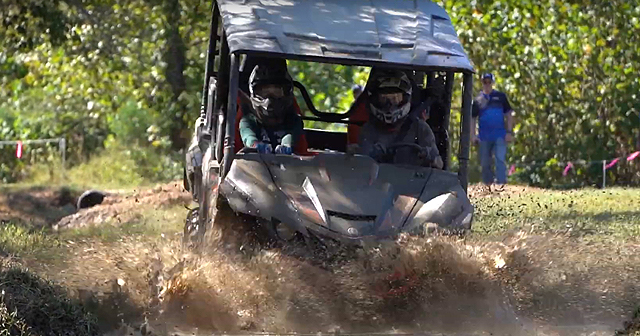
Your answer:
[2,0,640,187]
[288,61,369,131]
[63,141,182,189]
[1,0,74,52]
[440,0,640,186]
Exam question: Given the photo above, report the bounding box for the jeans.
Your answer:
[479,137,507,184]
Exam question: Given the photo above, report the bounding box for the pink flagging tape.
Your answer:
[508,164,516,176]
[15,141,22,159]
[563,162,573,176]
[627,151,640,162]
[605,158,620,170]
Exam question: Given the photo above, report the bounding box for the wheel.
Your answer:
[182,168,207,249]
[199,182,259,254]
[182,207,202,248]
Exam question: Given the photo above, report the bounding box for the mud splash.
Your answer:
[10,183,636,335]
[139,230,639,336]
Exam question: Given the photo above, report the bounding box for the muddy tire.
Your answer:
[182,207,202,248]
[202,191,257,253]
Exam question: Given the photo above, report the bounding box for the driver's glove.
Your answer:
[432,155,444,169]
[251,142,273,154]
[274,144,293,155]
[370,143,387,161]
[418,148,444,169]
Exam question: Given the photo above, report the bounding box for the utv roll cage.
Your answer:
[198,0,475,191]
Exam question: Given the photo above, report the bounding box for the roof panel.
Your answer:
[217,0,474,72]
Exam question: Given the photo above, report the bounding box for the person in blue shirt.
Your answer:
[471,73,515,189]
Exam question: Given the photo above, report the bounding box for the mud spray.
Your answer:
[113,226,638,336]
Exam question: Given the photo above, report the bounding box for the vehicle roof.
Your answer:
[217,0,475,73]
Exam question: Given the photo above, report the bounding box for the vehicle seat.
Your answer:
[346,94,370,145]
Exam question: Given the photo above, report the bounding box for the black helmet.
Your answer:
[367,69,413,126]
[248,62,295,123]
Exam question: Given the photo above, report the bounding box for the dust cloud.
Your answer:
[137,230,638,336]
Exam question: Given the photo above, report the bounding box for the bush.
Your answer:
[61,140,181,189]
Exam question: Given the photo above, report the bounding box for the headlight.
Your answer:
[404,192,473,235]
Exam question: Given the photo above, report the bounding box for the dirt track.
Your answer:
[0,182,191,231]
[1,182,639,335]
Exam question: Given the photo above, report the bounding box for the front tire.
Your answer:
[182,207,202,248]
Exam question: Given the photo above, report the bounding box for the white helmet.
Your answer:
[367,69,412,126]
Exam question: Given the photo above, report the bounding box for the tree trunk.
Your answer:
[163,0,188,150]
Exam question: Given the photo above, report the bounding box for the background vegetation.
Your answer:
[1,0,639,188]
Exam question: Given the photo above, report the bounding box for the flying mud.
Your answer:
[146,227,638,335]
[4,184,638,335]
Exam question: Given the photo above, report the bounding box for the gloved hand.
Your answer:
[417,148,443,169]
[370,143,387,160]
[432,155,444,169]
[251,142,273,154]
[274,144,293,155]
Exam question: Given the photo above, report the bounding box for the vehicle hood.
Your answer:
[268,153,432,237]
[221,152,468,241]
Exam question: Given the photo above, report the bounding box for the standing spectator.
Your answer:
[471,73,514,191]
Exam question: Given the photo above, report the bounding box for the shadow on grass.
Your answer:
[0,265,99,335]
[0,264,150,335]
[0,185,81,229]
[617,306,640,335]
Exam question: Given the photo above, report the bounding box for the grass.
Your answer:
[2,181,640,333]
[472,187,640,240]
[25,142,182,191]
[0,206,184,334]
[0,264,99,336]
[0,204,183,252]
[60,205,185,243]
[0,201,184,274]
[0,224,61,262]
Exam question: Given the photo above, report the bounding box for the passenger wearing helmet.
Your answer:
[238,61,303,155]
[356,69,443,169]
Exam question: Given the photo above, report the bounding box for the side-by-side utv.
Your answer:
[183,0,476,250]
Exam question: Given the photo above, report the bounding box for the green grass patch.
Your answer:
[26,142,182,190]
[0,224,61,262]
[0,204,183,260]
[60,205,184,243]
[472,187,640,240]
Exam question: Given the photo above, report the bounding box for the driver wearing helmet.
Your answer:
[238,61,303,155]
[356,69,443,169]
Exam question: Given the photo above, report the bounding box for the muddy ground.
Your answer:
[0,182,191,230]
[0,182,638,336]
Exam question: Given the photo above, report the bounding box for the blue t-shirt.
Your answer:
[472,90,513,141]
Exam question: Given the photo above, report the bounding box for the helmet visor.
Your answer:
[376,91,405,106]
[254,84,286,99]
